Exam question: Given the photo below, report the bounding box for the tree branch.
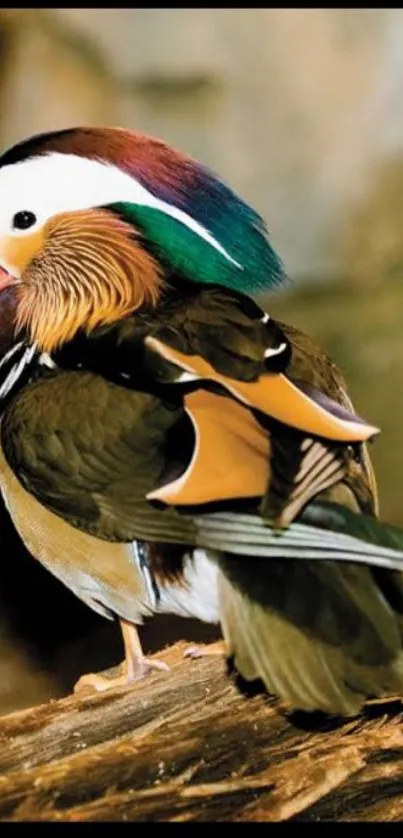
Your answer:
[0,641,402,821]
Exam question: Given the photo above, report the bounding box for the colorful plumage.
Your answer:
[0,125,401,715]
[0,126,284,305]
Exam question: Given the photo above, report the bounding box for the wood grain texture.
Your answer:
[0,641,402,821]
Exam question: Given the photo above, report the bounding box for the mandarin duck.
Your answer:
[0,127,403,714]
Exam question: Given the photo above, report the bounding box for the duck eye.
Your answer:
[12,210,37,230]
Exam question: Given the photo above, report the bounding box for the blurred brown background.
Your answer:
[0,8,403,714]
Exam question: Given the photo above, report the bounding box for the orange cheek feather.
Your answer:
[0,229,45,276]
[5,209,163,352]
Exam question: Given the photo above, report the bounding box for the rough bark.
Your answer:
[0,641,402,821]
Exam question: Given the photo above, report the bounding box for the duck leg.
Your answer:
[121,618,170,681]
[74,618,169,694]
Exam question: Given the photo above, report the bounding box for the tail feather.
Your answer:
[216,554,403,715]
[219,573,258,682]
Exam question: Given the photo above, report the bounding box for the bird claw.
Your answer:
[183,641,226,660]
[131,657,170,680]
[73,656,170,695]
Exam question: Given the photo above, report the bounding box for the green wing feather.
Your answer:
[301,500,403,551]
[193,503,403,571]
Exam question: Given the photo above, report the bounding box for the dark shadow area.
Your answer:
[286,708,347,733]
[281,695,403,734]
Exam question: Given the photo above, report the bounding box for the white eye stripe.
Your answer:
[0,152,241,268]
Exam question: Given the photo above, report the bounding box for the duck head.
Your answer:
[0,126,285,352]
